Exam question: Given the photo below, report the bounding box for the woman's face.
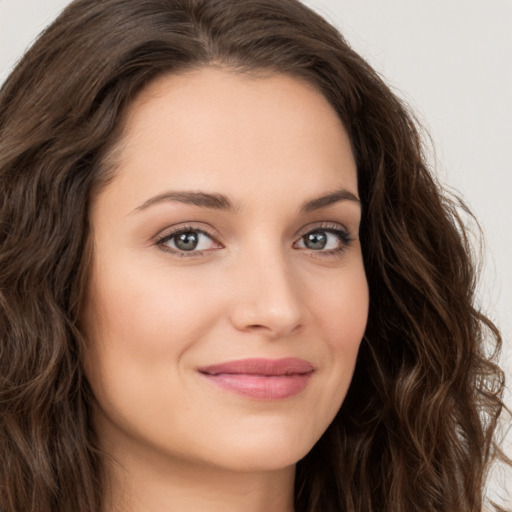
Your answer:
[83,67,369,473]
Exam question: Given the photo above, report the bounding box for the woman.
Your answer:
[0,0,508,511]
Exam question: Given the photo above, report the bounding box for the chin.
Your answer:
[197,425,323,473]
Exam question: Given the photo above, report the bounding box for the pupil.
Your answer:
[175,232,198,251]
[305,231,327,250]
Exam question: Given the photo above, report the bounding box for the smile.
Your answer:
[197,358,315,400]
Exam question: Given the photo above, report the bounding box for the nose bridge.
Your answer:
[229,238,304,337]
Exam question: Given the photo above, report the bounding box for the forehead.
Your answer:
[99,66,357,211]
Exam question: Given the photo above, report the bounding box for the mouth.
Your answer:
[197,358,315,400]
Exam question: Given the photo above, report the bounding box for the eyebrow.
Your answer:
[300,188,361,212]
[132,187,360,214]
[133,191,234,213]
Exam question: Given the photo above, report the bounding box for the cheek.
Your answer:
[84,260,221,361]
[294,260,368,440]
[309,260,368,399]
[314,263,369,352]
[81,262,227,424]
[81,262,224,426]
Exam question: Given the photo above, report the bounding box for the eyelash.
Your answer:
[155,225,219,257]
[297,223,353,257]
[154,222,353,258]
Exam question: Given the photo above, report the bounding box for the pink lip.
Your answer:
[197,358,315,400]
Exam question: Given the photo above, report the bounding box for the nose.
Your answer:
[228,247,305,339]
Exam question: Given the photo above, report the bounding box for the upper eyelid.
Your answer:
[155,224,219,243]
[155,220,349,237]
[295,221,351,237]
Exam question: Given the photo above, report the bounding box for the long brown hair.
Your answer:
[0,1,508,511]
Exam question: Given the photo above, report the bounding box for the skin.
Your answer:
[83,67,369,512]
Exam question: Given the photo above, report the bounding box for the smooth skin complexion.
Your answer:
[83,67,369,512]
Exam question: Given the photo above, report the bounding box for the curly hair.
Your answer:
[0,0,508,511]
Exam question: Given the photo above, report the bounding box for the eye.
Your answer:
[294,226,352,253]
[156,227,220,254]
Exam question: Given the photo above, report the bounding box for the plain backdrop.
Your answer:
[1,0,511,505]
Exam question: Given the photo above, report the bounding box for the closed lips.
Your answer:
[197,358,315,400]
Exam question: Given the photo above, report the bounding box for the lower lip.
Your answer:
[200,373,313,400]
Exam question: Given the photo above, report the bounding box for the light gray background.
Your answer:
[1,0,511,504]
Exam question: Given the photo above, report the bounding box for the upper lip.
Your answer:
[198,357,315,376]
